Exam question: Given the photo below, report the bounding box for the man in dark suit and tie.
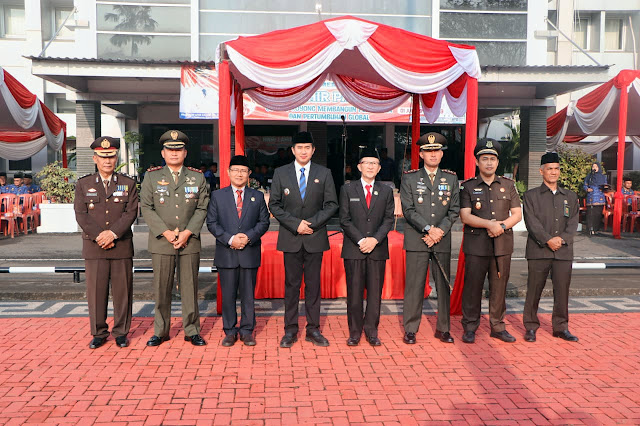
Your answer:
[207,155,270,346]
[339,148,395,346]
[269,131,339,348]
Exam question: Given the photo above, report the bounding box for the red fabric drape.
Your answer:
[234,82,245,155]
[575,80,615,114]
[613,84,629,239]
[252,74,324,97]
[546,107,568,137]
[334,74,405,100]
[218,62,232,189]
[411,94,420,169]
[447,73,468,98]
[0,131,44,142]
[451,77,478,315]
[420,92,438,109]
[2,69,38,108]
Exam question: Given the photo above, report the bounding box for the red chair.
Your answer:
[578,198,587,225]
[18,194,37,234]
[602,194,614,231]
[624,196,640,233]
[31,191,47,228]
[0,193,19,238]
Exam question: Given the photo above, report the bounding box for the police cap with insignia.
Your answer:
[90,136,120,158]
[358,147,380,162]
[159,130,189,149]
[474,138,501,157]
[229,155,250,169]
[540,152,560,165]
[291,131,314,146]
[417,132,447,151]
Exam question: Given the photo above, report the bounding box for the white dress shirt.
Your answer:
[294,161,311,187]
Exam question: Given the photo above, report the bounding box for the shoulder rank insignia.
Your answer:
[404,169,419,174]
[147,166,163,172]
[77,173,93,180]
[441,169,457,176]
[187,166,203,173]
[117,172,134,179]
[499,175,514,182]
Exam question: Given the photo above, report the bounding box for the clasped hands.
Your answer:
[96,230,116,250]
[297,220,313,235]
[546,236,563,252]
[487,221,506,238]
[422,226,444,247]
[163,229,192,249]
[359,237,378,254]
[231,233,249,250]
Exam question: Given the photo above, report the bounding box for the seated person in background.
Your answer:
[344,164,357,181]
[24,173,41,193]
[5,172,29,195]
[252,165,265,188]
[0,172,7,193]
[622,176,635,209]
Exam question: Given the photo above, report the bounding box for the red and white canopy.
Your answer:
[217,16,481,124]
[547,69,640,239]
[0,66,66,161]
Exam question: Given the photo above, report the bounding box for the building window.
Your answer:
[9,158,31,171]
[1,5,26,37]
[54,96,76,114]
[605,18,623,51]
[53,8,75,39]
[573,18,589,50]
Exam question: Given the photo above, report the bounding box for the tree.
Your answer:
[558,144,597,197]
[115,131,144,176]
[104,5,158,57]
[35,161,76,203]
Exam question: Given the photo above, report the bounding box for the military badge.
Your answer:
[284,188,290,195]
[440,177,446,182]
[114,198,119,203]
[443,200,448,206]
[100,139,111,149]
[158,178,169,185]
[89,202,95,210]
[186,176,196,185]
[475,201,482,210]
[88,188,97,193]
[314,178,320,183]
[160,197,165,204]
[170,130,179,140]
[251,197,255,202]
[373,191,378,196]
[500,187,505,192]
[418,196,424,204]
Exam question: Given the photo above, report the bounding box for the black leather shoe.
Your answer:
[146,335,169,347]
[280,334,298,348]
[367,336,381,346]
[434,331,454,343]
[89,337,106,349]
[403,332,416,344]
[346,337,360,346]
[490,330,516,343]
[220,334,237,346]
[305,330,330,347]
[462,331,475,344]
[553,330,579,342]
[524,330,536,342]
[115,336,129,348]
[184,334,207,346]
[240,334,256,346]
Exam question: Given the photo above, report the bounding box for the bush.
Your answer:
[35,161,76,203]
[558,145,597,197]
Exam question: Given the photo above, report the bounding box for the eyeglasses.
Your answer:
[359,161,380,166]
[229,168,250,174]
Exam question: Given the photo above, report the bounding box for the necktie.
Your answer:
[103,180,109,192]
[299,167,306,200]
[236,189,243,218]
[429,173,435,186]
[172,171,179,183]
[365,184,372,208]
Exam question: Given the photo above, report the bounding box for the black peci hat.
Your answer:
[229,155,250,168]
[358,148,380,161]
[14,172,24,179]
[474,138,501,157]
[90,137,120,158]
[541,152,560,165]
[291,131,314,146]
[416,132,447,151]
[159,130,189,149]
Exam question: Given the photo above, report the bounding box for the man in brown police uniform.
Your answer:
[460,139,522,343]
[400,132,459,344]
[522,152,579,342]
[74,137,139,349]
[141,130,209,347]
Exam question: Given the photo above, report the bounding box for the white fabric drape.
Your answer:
[0,70,40,129]
[246,75,328,111]
[561,135,640,155]
[572,85,618,134]
[0,136,48,160]
[420,86,468,123]
[325,19,377,50]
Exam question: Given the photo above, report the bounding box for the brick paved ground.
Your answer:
[0,313,639,425]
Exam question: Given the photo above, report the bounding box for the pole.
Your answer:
[234,82,245,156]
[218,60,231,189]
[613,83,629,239]
[411,94,420,169]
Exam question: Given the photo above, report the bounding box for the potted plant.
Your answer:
[35,161,79,233]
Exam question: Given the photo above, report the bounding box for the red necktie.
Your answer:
[236,189,243,218]
[365,184,372,208]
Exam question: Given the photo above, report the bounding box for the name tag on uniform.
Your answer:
[564,200,570,217]
[86,192,98,197]
[473,188,483,194]
[350,198,360,202]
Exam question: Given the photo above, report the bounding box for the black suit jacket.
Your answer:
[339,180,395,260]
[268,162,339,253]
[207,186,270,269]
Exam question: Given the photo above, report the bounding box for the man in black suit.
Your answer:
[339,148,395,346]
[269,131,339,348]
[207,155,270,346]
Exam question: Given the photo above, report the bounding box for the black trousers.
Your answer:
[218,267,258,336]
[586,205,603,232]
[523,259,572,333]
[85,258,133,339]
[344,258,386,339]
[461,254,511,333]
[283,248,323,334]
[404,251,451,333]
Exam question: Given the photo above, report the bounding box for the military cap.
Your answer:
[417,132,447,151]
[159,130,189,149]
[359,147,380,161]
[292,131,314,146]
[229,155,250,168]
[14,172,24,179]
[90,136,120,158]
[541,152,560,165]
[474,138,501,157]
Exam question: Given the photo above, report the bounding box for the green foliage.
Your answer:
[115,131,144,176]
[497,124,520,177]
[558,145,596,197]
[515,180,527,201]
[35,161,76,203]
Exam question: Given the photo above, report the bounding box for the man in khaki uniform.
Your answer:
[141,130,209,346]
[74,137,138,349]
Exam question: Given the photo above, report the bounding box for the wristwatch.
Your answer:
[423,225,431,233]
[500,223,506,230]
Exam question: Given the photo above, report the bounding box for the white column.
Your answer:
[191,0,199,61]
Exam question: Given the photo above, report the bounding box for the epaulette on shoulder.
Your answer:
[147,166,163,172]
[187,166,203,173]
[117,172,135,179]
[77,173,93,180]
[404,169,419,174]
[461,176,477,184]
[441,169,457,175]
[500,175,514,182]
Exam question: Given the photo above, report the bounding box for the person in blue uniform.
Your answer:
[5,172,29,195]
[0,172,7,193]
[23,174,41,193]
[583,162,607,236]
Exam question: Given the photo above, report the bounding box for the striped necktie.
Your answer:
[299,167,306,200]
